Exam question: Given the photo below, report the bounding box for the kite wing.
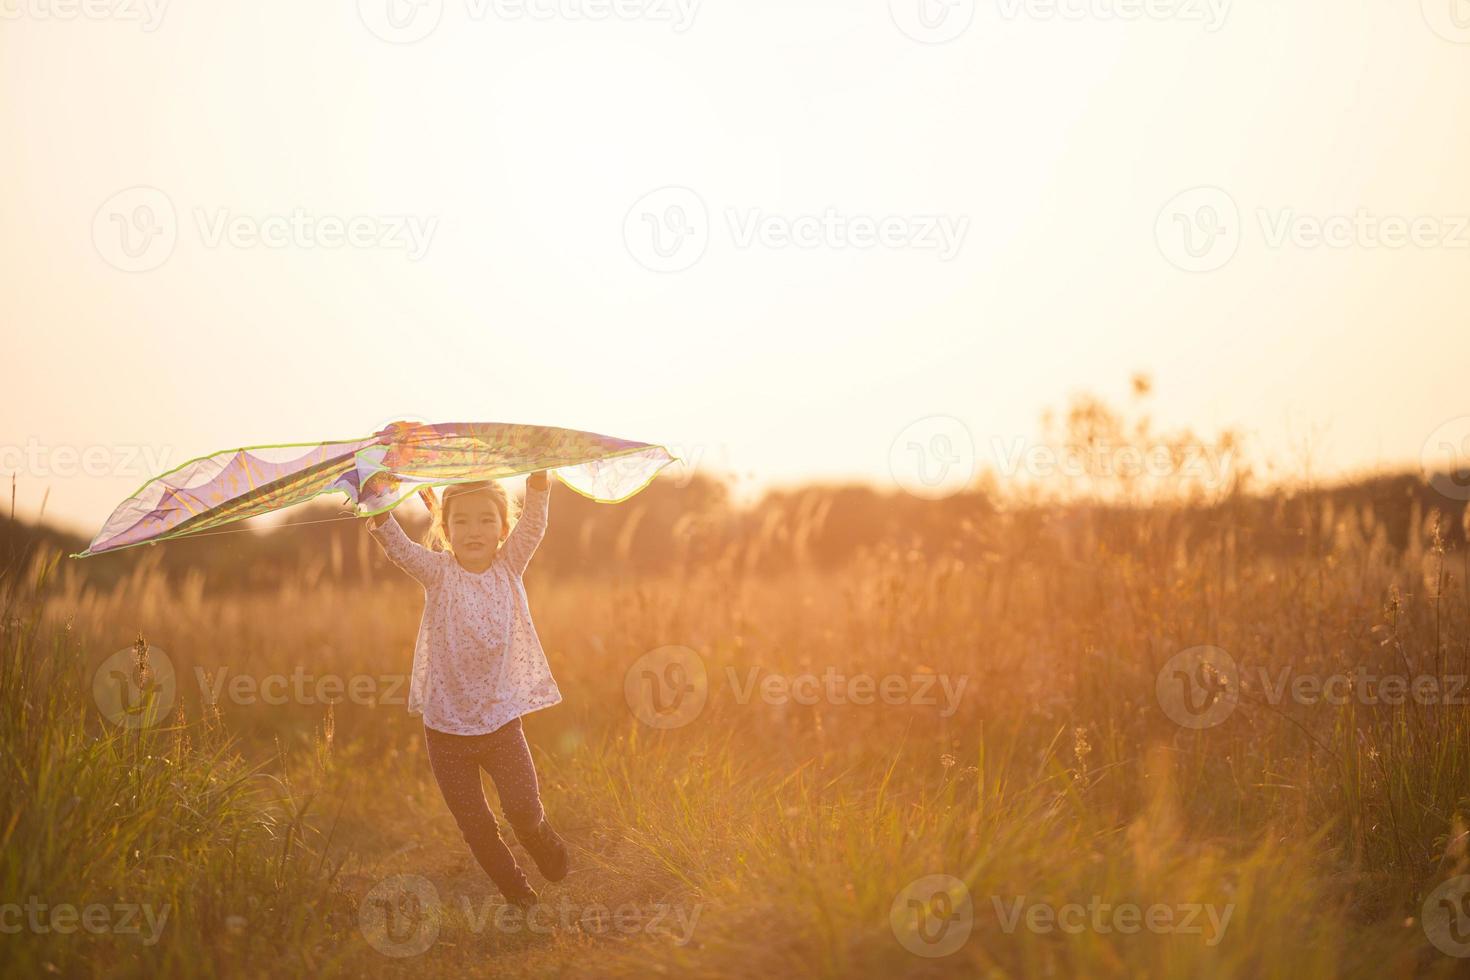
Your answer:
[74,422,679,558]
[354,421,678,513]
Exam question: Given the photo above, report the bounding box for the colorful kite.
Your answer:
[73,421,678,558]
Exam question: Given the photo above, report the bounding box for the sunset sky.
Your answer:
[4,0,1469,534]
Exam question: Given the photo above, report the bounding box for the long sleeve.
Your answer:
[367,512,443,587]
[499,481,549,577]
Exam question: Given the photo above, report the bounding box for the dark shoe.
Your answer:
[504,882,539,911]
[517,819,569,882]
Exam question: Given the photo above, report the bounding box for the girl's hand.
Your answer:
[366,511,389,530]
[528,470,549,490]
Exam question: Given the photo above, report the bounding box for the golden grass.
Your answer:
[4,486,1470,978]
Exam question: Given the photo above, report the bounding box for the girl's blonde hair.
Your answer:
[416,481,518,552]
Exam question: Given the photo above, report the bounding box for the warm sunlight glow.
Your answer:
[4,3,1470,530]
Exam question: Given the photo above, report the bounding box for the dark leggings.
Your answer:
[424,717,545,897]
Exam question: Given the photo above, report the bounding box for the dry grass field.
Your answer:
[6,445,1470,978]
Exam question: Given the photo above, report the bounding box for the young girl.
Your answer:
[366,469,568,908]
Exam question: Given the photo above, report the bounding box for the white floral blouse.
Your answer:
[368,482,561,735]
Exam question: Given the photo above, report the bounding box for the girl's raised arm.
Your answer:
[366,511,443,587]
[499,471,550,577]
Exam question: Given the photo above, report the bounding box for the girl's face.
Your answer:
[446,492,506,569]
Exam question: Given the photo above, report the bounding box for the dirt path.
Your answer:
[326,767,704,978]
